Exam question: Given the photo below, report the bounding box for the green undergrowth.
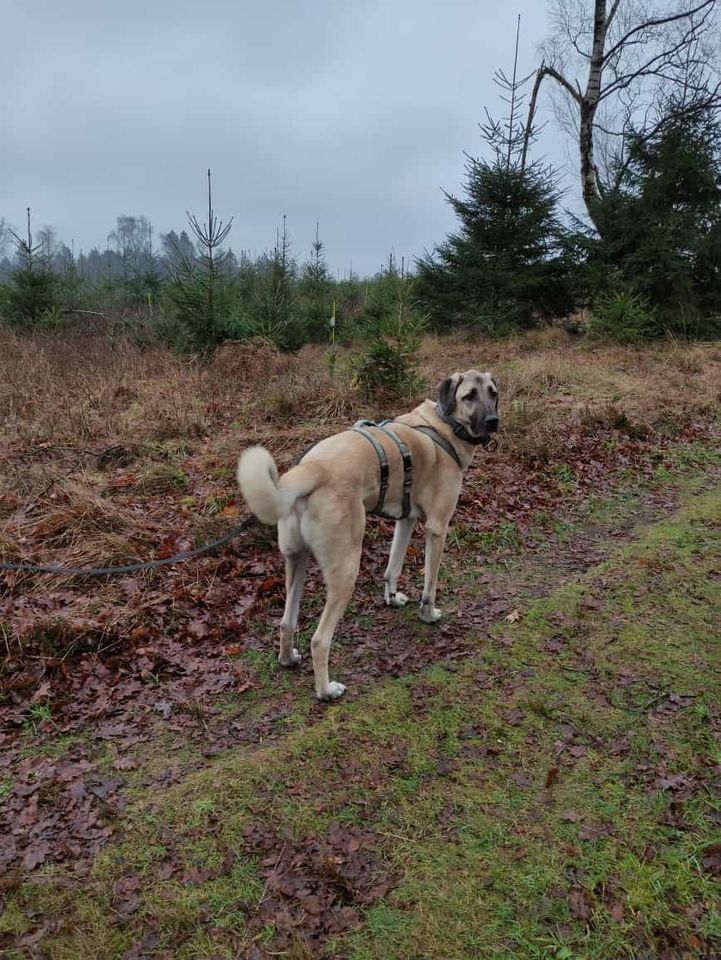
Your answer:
[2,485,720,959]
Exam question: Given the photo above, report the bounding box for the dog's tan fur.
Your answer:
[237,369,499,699]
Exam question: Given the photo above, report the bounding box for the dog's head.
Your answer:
[437,370,499,445]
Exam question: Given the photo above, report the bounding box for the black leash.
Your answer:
[2,416,466,577]
[0,517,257,577]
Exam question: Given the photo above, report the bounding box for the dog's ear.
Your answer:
[438,373,462,416]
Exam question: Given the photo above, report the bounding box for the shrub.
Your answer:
[351,262,426,395]
[1,269,60,326]
[589,291,658,342]
[586,103,721,339]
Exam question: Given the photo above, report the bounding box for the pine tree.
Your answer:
[353,254,426,396]
[415,19,576,333]
[589,101,721,338]
[164,170,236,350]
[300,223,333,342]
[228,216,307,350]
[2,208,60,325]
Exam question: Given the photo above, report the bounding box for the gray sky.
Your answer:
[1,0,570,276]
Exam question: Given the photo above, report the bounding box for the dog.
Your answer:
[237,370,499,700]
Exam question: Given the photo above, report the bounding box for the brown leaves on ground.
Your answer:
[1,331,719,889]
[0,752,116,875]
[242,820,397,956]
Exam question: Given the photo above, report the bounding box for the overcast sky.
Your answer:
[1,0,572,276]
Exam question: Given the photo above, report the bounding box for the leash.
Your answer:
[2,417,466,576]
[0,517,257,577]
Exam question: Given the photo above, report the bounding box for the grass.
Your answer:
[2,327,720,957]
[2,481,719,958]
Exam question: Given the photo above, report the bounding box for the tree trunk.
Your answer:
[579,0,608,229]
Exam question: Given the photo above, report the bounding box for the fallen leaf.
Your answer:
[182,866,216,884]
[187,619,210,640]
[702,843,721,875]
[88,777,121,800]
[608,900,625,922]
[505,609,521,623]
[569,885,591,920]
[578,822,610,841]
[511,770,532,788]
[258,576,284,594]
[545,766,559,789]
[114,757,139,771]
[22,842,49,871]
[561,810,583,822]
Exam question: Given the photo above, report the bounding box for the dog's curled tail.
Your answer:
[237,446,322,525]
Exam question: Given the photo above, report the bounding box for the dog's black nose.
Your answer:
[485,412,499,433]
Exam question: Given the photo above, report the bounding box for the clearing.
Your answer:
[1,328,720,958]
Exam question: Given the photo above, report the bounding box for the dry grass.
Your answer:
[25,482,132,545]
[2,325,719,454]
[1,324,720,575]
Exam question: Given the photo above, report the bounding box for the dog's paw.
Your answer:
[419,603,442,624]
[385,588,409,608]
[316,681,347,701]
[279,648,302,668]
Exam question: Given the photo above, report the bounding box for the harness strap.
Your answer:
[410,424,463,470]
[353,420,412,519]
[352,424,391,516]
[378,421,412,518]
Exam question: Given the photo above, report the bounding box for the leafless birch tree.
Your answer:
[522,0,720,231]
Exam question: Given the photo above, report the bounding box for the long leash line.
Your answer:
[1,418,470,578]
[0,517,257,577]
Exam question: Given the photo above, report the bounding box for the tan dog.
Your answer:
[237,370,499,700]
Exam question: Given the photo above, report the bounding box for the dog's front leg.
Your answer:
[419,519,448,623]
[383,517,416,607]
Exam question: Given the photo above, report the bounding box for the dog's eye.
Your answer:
[465,389,477,401]
[489,386,497,399]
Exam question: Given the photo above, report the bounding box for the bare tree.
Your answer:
[0,217,14,260]
[9,208,44,272]
[36,224,59,268]
[109,214,153,280]
[522,0,720,229]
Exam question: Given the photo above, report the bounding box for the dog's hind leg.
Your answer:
[310,562,358,700]
[305,500,363,700]
[383,517,416,607]
[278,550,308,667]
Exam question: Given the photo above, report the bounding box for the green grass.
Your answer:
[2,484,719,959]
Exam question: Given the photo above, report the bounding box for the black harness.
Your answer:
[352,419,463,519]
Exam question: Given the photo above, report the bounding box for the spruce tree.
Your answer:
[229,216,307,350]
[3,208,60,325]
[415,23,576,333]
[589,101,721,338]
[164,170,236,350]
[300,223,333,342]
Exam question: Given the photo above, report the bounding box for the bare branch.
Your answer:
[543,64,584,103]
[602,0,715,64]
[606,0,624,29]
